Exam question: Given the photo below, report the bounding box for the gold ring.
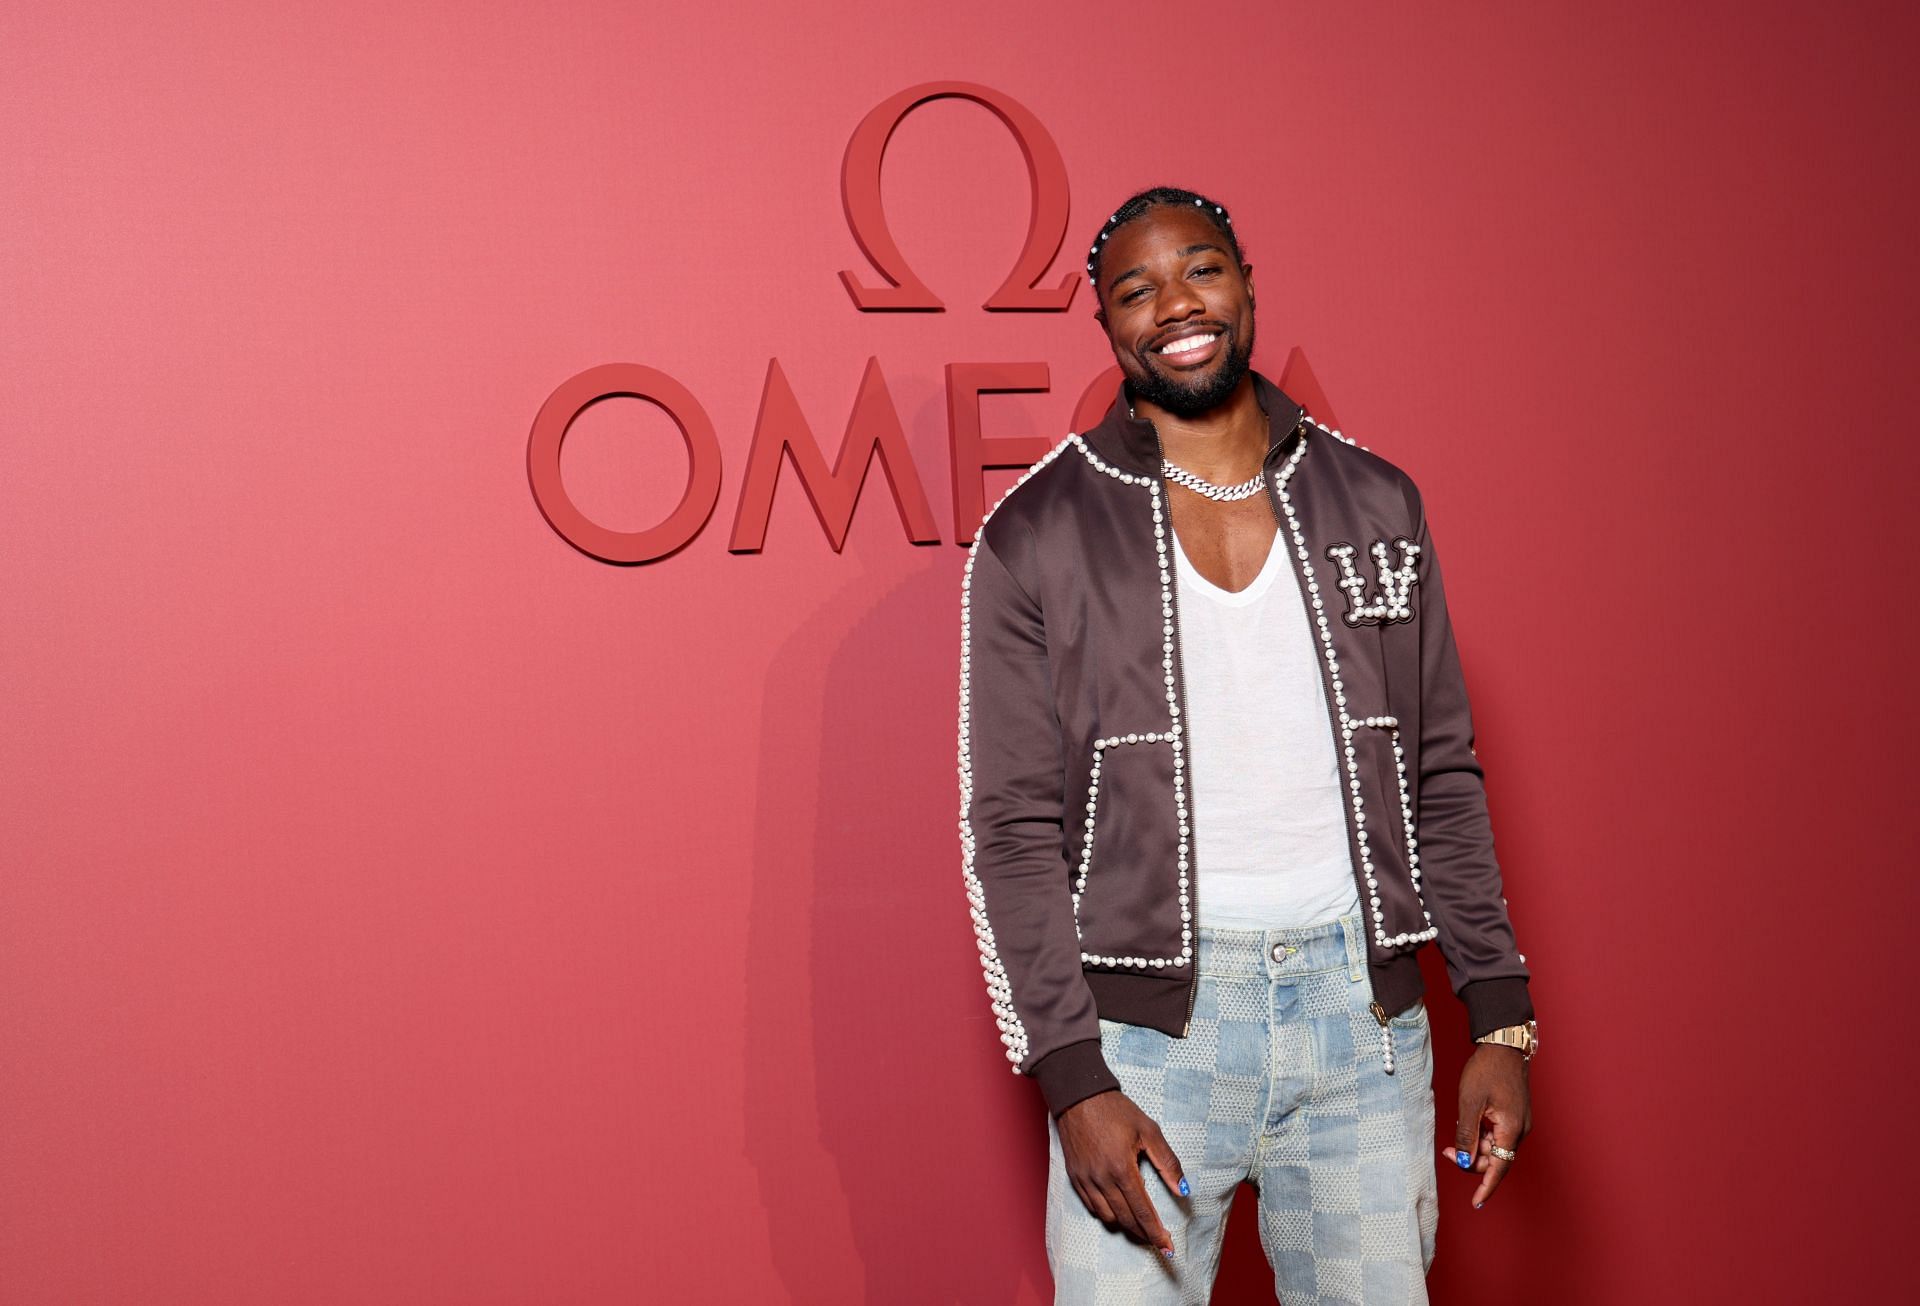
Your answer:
[1489,1143,1517,1162]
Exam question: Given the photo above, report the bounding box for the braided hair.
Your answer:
[1085,186,1244,298]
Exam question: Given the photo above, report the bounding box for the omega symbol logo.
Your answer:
[1325,539,1421,625]
[839,81,1076,312]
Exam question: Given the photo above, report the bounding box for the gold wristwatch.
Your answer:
[1474,1020,1539,1061]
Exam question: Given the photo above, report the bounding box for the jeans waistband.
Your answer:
[1194,912,1369,981]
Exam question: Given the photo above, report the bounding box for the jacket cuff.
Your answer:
[1460,977,1534,1041]
[1033,1038,1122,1118]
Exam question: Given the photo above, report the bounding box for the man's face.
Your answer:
[1094,206,1256,418]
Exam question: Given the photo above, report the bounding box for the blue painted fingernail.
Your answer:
[1179,1177,1191,1197]
[1161,1247,1175,1260]
[1455,1151,1473,1170]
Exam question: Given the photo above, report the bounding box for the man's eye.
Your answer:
[1123,287,1150,303]
[1193,266,1221,278]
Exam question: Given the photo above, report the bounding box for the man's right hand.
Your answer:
[1055,1089,1188,1259]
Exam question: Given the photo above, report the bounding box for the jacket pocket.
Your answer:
[1071,729,1189,968]
[1350,714,1438,949]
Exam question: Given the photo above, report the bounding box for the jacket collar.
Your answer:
[1081,367,1308,479]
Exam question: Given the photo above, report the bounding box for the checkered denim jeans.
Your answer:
[1044,911,1439,1305]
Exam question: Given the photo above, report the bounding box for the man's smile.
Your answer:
[1150,327,1224,367]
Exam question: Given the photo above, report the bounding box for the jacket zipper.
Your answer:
[1263,415,1393,1066]
[1263,415,1375,922]
[1148,418,1203,1039]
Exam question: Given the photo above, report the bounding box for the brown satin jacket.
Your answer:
[957,369,1534,1118]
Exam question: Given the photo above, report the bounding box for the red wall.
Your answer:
[5,2,1915,1301]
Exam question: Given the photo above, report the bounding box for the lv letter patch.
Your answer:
[1324,539,1420,625]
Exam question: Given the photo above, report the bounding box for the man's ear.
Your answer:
[1243,262,1255,305]
[1093,305,1107,330]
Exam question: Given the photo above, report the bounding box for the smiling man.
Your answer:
[957,186,1538,1303]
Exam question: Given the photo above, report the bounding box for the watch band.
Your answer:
[1474,1020,1539,1060]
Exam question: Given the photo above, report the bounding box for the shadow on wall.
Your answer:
[740,533,1055,1304]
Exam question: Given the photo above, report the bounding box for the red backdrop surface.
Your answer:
[4,2,1916,1302]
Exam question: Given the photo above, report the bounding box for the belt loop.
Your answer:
[1344,913,1365,981]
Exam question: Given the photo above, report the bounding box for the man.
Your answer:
[956,186,1537,1304]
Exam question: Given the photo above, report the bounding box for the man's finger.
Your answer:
[1115,1162,1173,1256]
[1451,1088,1486,1170]
[1471,1152,1513,1207]
[1074,1174,1118,1228]
[1471,1115,1522,1207]
[1092,1171,1148,1247]
[1141,1126,1191,1202]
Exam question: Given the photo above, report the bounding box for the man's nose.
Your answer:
[1153,279,1205,322]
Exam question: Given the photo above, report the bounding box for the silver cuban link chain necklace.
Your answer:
[1134,405,1270,502]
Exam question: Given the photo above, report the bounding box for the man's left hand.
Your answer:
[1442,1044,1531,1208]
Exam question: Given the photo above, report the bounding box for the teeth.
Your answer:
[1159,333,1217,355]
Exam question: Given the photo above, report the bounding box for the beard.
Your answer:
[1125,316,1256,418]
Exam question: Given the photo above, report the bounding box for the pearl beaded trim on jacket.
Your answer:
[958,414,1445,1079]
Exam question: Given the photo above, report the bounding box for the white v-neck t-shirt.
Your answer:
[1171,525,1361,930]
